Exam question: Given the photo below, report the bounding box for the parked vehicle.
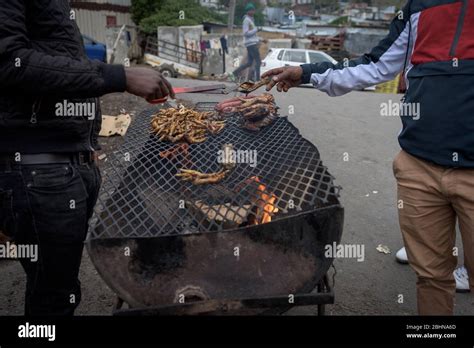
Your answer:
[261,48,337,76]
[82,35,107,63]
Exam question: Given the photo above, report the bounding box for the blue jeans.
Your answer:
[0,161,100,315]
[233,44,261,81]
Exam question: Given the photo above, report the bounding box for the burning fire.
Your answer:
[248,176,279,225]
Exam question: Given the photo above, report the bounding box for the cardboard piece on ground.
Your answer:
[99,114,131,137]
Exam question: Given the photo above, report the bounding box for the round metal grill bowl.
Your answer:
[87,104,344,313]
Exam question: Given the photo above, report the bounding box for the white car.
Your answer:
[261,48,338,78]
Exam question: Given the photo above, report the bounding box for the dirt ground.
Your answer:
[1,78,473,316]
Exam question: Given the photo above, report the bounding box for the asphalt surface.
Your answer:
[1,77,472,315]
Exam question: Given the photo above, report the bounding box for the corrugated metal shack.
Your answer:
[70,0,141,62]
[70,0,135,44]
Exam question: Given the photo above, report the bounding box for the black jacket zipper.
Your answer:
[88,98,99,151]
[30,98,43,124]
[450,0,469,57]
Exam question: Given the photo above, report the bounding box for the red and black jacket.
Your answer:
[301,0,474,168]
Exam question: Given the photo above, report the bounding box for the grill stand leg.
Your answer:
[115,296,125,311]
[113,273,335,316]
[317,274,333,316]
[317,279,326,316]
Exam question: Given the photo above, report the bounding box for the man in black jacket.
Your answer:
[0,1,173,315]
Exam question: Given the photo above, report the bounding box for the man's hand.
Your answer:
[125,67,175,101]
[262,66,303,92]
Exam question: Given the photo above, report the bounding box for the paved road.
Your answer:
[1,77,472,315]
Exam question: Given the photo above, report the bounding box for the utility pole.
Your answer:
[228,0,236,32]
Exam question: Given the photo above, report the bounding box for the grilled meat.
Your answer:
[151,105,225,144]
[176,168,230,185]
[214,93,279,131]
[238,77,272,93]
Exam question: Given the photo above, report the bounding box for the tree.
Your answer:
[131,0,164,25]
[132,0,225,34]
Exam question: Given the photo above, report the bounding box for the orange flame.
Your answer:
[248,176,279,225]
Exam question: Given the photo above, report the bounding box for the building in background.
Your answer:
[269,0,313,4]
[199,0,221,9]
[70,0,134,44]
[70,0,141,63]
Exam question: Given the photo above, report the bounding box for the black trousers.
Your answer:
[233,44,261,81]
[0,161,101,315]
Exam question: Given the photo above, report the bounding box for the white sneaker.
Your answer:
[396,247,409,264]
[454,266,470,293]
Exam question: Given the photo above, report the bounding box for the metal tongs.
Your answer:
[224,76,271,95]
[147,77,272,104]
[148,84,227,104]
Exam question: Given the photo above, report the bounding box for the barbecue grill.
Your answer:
[87,101,344,315]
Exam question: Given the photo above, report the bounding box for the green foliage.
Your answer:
[330,16,351,25]
[218,0,231,6]
[132,0,225,34]
[131,0,164,25]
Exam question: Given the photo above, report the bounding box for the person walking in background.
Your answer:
[228,2,261,82]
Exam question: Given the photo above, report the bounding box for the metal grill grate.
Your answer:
[89,104,341,240]
[194,102,220,112]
